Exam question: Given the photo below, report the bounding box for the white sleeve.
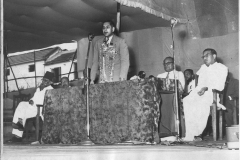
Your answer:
[157,73,166,78]
[31,86,53,105]
[208,65,228,91]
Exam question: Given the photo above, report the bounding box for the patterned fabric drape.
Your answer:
[42,79,161,144]
[89,79,161,144]
[42,86,87,144]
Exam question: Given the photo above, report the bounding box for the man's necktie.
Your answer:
[104,37,109,45]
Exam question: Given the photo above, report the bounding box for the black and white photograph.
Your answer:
[0,0,239,159]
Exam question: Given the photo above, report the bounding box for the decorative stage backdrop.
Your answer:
[42,78,162,144]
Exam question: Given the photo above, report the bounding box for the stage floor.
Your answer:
[3,139,239,160]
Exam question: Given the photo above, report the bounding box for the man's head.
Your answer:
[102,20,115,38]
[202,48,217,66]
[40,71,54,88]
[138,71,146,79]
[61,77,70,88]
[163,57,174,72]
[184,69,194,82]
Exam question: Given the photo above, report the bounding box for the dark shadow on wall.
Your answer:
[175,65,182,72]
[217,57,224,64]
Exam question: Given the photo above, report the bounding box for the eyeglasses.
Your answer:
[201,53,212,59]
[163,62,173,66]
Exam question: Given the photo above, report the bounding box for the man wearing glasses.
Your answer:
[7,71,54,143]
[157,56,185,93]
[183,48,228,141]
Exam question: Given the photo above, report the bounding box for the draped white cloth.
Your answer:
[183,62,228,141]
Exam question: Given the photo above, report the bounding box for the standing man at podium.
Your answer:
[90,20,129,84]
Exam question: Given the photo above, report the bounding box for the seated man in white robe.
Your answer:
[7,71,54,143]
[157,57,185,93]
[183,48,228,141]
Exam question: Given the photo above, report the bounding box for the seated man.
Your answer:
[183,69,196,98]
[157,57,185,140]
[130,71,146,80]
[183,48,228,141]
[7,71,54,142]
[157,57,185,93]
[60,77,70,88]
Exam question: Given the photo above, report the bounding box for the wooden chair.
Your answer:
[232,98,239,125]
[25,105,43,141]
[212,89,224,141]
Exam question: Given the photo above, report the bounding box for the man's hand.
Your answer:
[198,87,208,96]
[29,100,34,105]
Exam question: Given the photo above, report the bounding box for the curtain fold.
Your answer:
[115,0,188,23]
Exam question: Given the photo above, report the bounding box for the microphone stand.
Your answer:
[79,33,95,145]
[170,22,180,140]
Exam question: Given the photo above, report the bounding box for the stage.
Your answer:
[2,141,239,160]
[3,80,239,160]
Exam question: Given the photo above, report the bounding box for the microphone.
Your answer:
[88,33,95,41]
[170,18,178,28]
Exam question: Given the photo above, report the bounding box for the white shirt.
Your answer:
[157,70,185,89]
[196,62,228,92]
[186,79,196,94]
[31,85,53,105]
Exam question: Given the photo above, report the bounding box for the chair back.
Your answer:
[13,93,31,114]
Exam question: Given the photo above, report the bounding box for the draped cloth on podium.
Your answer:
[89,80,161,144]
[41,79,161,144]
[41,86,87,144]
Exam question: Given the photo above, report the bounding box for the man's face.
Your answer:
[184,71,193,81]
[40,78,51,88]
[163,58,174,72]
[202,50,216,66]
[61,78,69,88]
[102,22,114,37]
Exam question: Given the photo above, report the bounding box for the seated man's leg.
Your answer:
[183,90,211,141]
[12,101,38,138]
